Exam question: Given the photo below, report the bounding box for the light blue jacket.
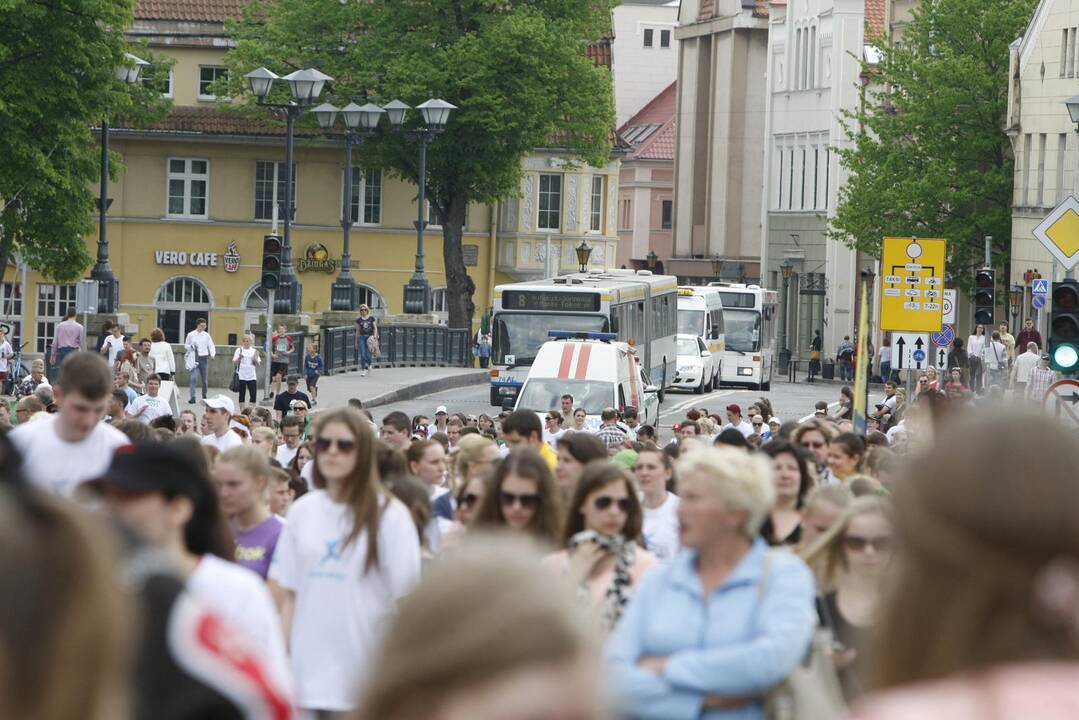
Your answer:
[606,538,816,720]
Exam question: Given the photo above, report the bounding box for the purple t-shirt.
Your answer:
[233,516,284,580]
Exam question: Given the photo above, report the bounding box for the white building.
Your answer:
[612,0,681,126]
[760,0,884,360]
[1007,0,1079,331]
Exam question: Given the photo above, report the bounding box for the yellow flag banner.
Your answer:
[853,277,870,434]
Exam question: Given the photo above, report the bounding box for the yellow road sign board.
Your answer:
[880,237,947,332]
[1033,195,1079,270]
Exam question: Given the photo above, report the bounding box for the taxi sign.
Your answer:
[880,237,947,332]
[1032,196,1079,271]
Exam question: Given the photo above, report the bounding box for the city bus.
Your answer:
[676,286,726,389]
[489,270,678,407]
[707,282,779,390]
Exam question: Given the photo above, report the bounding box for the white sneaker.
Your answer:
[362,369,368,376]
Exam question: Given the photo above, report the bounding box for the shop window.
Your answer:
[157,277,212,343]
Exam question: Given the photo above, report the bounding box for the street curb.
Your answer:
[359,370,490,410]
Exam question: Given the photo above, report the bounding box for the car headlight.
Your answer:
[678,365,694,373]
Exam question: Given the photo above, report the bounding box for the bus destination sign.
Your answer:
[502,290,601,313]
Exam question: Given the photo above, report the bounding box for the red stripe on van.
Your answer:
[574,344,592,379]
[557,344,575,379]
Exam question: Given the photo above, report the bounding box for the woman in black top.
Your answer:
[948,337,970,386]
[355,304,378,376]
[759,440,813,546]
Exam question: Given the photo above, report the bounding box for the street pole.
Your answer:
[264,287,276,400]
[277,108,300,315]
[404,133,432,313]
[332,133,357,310]
[91,118,118,313]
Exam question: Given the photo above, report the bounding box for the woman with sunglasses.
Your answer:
[801,495,895,702]
[635,443,680,561]
[472,450,564,547]
[544,462,655,634]
[436,435,500,541]
[269,407,421,716]
[556,432,607,501]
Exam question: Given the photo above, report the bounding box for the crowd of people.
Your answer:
[3,347,1079,720]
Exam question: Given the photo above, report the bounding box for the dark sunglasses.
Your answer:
[843,535,894,553]
[459,492,481,509]
[751,422,764,427]
[593,496,633,513]
[801,440,827,449]
[499,491,540,510]
[313,437,357,453]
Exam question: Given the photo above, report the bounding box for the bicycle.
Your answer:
[4,342,29,396]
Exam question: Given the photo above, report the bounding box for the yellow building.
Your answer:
[0,0,620,353]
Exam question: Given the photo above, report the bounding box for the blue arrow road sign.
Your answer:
[1033,279,1050,295]
[913,349,926,363]
[1034,294,1047,310]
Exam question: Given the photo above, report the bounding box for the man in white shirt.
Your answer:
[1011,341,1041,396]
[721,403,754,438]
[100,324,125,369]
[10,351,128,496]
[0,327,12,390]
[275,415,304,466]
[982,331,1009,389]
[200,395,243,452]
[128,375,172,425]
[185,318,216,404]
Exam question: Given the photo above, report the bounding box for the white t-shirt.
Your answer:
[187,555,292,696]
[642,492,681,561]
[276,444,299,468]
[10,415,129,496]
[722,420,754,439]
[269,489,421,711]
[0,340,11,373]
[983,341,1008,371]
[967,335,986,358]
[233,347,259,382]
[128,393,172,424]
[543,428,564,448]
[101,334,125,367]
[1013,351,1040,383]
[201,429,244,452]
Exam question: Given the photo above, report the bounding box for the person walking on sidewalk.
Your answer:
[837,335,855,382]
[185,318,216,404]
[304,344,323,406]
[355,304,379,376]
[809,329,823,382]
[269,324,293,398]
[476,333,491,369]
[232,334,261,406]
[50,308,84,369]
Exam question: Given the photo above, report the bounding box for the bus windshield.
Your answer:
[724,309,762,353]
[493,313,608,367]
[678,309,705,336]
[517,378,615,415]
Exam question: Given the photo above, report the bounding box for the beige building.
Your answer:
[1006,0,1079,332]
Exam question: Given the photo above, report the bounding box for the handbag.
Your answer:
[810,351,822,362]
[367,335,381,359]
[184,347,196,372]
[228,372,241,393]
[759,552,848,720]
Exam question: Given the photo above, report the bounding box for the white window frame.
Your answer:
[35,283,77,354]
[167,157,210,219]
[143,65,173,99]
[355,284,388,318]
[426,200,442,229]
[347,167,383,226]
[198,65,228,101]
[589,175,605,233]
[254,161,296,222]
[537,173,563,232]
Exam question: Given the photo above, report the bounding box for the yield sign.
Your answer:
[1032,196,1079,271]
[1044,379,1079,431]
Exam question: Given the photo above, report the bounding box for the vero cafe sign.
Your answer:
[154,242,241,273]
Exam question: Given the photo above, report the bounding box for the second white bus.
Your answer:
[707,282,779,390]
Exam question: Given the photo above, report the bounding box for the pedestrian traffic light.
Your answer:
[1050,280,1079,374]
[261,235,282,290]
[974,269,995,325]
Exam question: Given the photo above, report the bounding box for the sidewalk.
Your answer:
[181,366,489,414]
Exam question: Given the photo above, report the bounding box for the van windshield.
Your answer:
[678,309,705,336]
[517,379,616,415]
[493,313,608,367]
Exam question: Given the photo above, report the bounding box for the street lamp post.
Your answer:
[92,52,149,313]
[384,98,457,314]
[780,258,794,358]
[312,102,385,311]
[575,241,593,273]
[246,67,332,314]
[711,255,722,281]
[646,249,657,270]
[1010,285,1024,319]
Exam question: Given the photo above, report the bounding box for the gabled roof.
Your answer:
[865,0,886,39]
[135,0,247,23]
[617,82,676,161]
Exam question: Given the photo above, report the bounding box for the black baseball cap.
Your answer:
[88,443,205,498]
[287,375,299,384]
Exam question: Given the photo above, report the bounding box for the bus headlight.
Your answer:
[738,367,754,376]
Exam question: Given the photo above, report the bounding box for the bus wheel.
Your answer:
[761,380,771,392]
[489,387,501,407]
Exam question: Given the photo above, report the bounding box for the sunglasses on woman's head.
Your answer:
[593,496,633,513]
[499,491,540,510]
[313,437,356,453]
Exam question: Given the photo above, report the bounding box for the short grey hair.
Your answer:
[676,446,776,538]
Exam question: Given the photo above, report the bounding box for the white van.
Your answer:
[677,287,725,388]
[512,332,660,427]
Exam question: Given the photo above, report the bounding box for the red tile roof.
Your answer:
[617,83,676,161]
[135,0,247,22]
[587,35,614,69]
[124,105,319,139]
[865,0,886,38]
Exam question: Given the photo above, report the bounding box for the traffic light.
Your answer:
[261,235,282,290]
[974,269,995,325]
[1050,280,1079,374]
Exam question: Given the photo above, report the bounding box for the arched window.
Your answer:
[431,287,449,323]
[242,284,269,338]
[356,284,387,317]
[156,277,212,343]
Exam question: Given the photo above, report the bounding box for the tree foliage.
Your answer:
[0,0,171,284]
[830,0,1037,292]
[225,0,616,327]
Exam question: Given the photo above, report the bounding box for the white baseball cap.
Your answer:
[203,395,235,415]
[768,417,781,426]
[435,405,448,415]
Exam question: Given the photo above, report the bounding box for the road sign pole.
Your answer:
[264,288,275,402]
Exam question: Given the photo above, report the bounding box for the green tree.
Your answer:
[225,0,616,328]
[831,0,1037,292]
[0,0,171,286]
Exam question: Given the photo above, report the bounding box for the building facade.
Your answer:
[0,0,620,353]
[612,0,681,126]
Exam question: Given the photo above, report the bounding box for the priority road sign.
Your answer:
[1032,196,1079,271]
[1044,379,1079,431]
[880,237,947,332]
[1033,294,1047,310]
[892,332,931,371]
[932,324,955,347]
[1033,279,1050,295]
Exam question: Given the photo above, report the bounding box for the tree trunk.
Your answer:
[442,192,475,329]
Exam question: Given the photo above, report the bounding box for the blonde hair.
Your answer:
[452,434,497,486]
[0,487,132,720]
[217,446,272,497]
[676,447,776,538]
[354,534,596,720]
[803,484,854,514]
[251,426,277,452]
[800,495,894,592]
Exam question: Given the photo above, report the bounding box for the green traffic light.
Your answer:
[1053,344,1079,370]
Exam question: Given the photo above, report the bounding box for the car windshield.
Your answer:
[678,309,704,336]
[677,337,699,356]
[493,313,608,367]
[517,378,615,415]
[724,309,762,353]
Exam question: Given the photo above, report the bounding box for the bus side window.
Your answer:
[618,384,626,411]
